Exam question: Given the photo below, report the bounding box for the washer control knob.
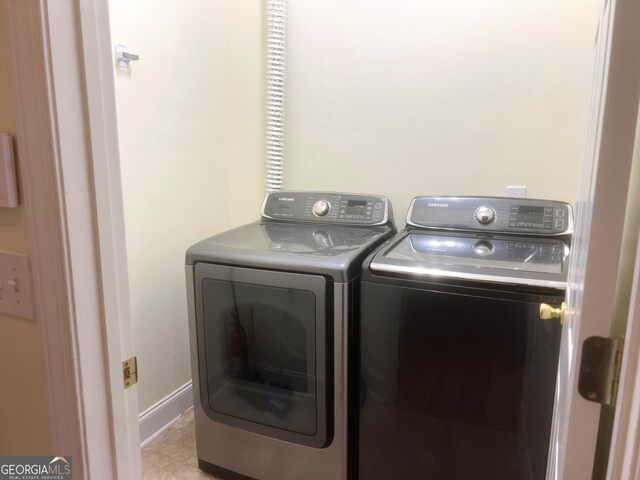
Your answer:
[475,206,496,225]
[313,199,331,217]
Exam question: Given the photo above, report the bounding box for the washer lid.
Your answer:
[186,221,394,282]
[370,231,569,289]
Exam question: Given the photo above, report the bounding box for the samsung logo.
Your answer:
[428,202,449,208]
[277,197,295,202]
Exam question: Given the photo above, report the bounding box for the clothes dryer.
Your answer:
[186,191,394,480]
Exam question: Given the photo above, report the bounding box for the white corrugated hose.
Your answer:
[265,0,287,192]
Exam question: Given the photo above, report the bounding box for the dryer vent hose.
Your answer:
[265,0,287,192]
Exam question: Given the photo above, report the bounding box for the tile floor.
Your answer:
[141,409,220,480]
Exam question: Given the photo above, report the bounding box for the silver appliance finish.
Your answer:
[187,269,351,480]
[186,191,394,480]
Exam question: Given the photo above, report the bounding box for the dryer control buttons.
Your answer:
[475,206,496,225]
[312,199,331,217]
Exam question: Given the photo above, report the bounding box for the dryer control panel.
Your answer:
[261,191,391,226]
[407,196,573,236]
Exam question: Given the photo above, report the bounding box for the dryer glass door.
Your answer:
[194,264,329,448]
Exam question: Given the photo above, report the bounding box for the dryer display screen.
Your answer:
[517,206,545,225]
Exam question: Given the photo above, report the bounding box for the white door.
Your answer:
[549,0,640,478]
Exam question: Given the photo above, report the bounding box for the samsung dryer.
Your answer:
[185,191,394,480]
[356,196,572,480]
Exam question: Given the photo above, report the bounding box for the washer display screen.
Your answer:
[346,200,367,215]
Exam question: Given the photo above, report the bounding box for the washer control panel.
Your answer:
[407,196,573,235]
[261,191,390,225]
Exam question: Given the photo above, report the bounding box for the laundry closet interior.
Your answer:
[104,0,612,478]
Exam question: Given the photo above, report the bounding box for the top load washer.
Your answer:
[356,196,572,480]
[185,191,395,480]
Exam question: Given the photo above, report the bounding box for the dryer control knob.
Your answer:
[313,199,331,217]
[475,206,496,225]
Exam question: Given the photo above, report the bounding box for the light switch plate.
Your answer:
[0,250,34,319]
[0,133,19,208]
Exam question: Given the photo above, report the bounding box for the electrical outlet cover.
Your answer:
[507,186,527,198]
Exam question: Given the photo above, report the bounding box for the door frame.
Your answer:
[549,0,640,477]
[608,239,640,478]
[4,0,139,478]
[5,0,639,478]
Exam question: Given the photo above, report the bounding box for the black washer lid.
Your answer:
[369,230,569,290]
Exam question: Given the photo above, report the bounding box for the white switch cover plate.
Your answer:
[0,133,19,208]
[507,186,527,198]
[0,250,34,319]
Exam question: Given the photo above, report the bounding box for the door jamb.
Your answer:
[4,0,139,478]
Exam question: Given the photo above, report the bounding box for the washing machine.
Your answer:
[185,191,395,480]
[355,196,572,480]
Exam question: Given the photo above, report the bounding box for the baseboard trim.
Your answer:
[139,381,193,447]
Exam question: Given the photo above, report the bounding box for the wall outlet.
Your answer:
[507,186,527,198]
[0,250,34,319]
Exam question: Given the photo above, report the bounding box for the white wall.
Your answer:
[284,0,599,218]
[0,1,50,454]
[109,0,264,413]
[109,0,599,413]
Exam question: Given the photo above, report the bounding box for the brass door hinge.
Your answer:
[123,356,138,389]
[578,336,624,407]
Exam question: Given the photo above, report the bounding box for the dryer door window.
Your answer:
[194,264,329,448]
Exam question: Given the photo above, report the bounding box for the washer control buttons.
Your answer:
[556,209,565,217]
[475,206,496,225]
[555,218,565,229]
[312,199,331,217]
